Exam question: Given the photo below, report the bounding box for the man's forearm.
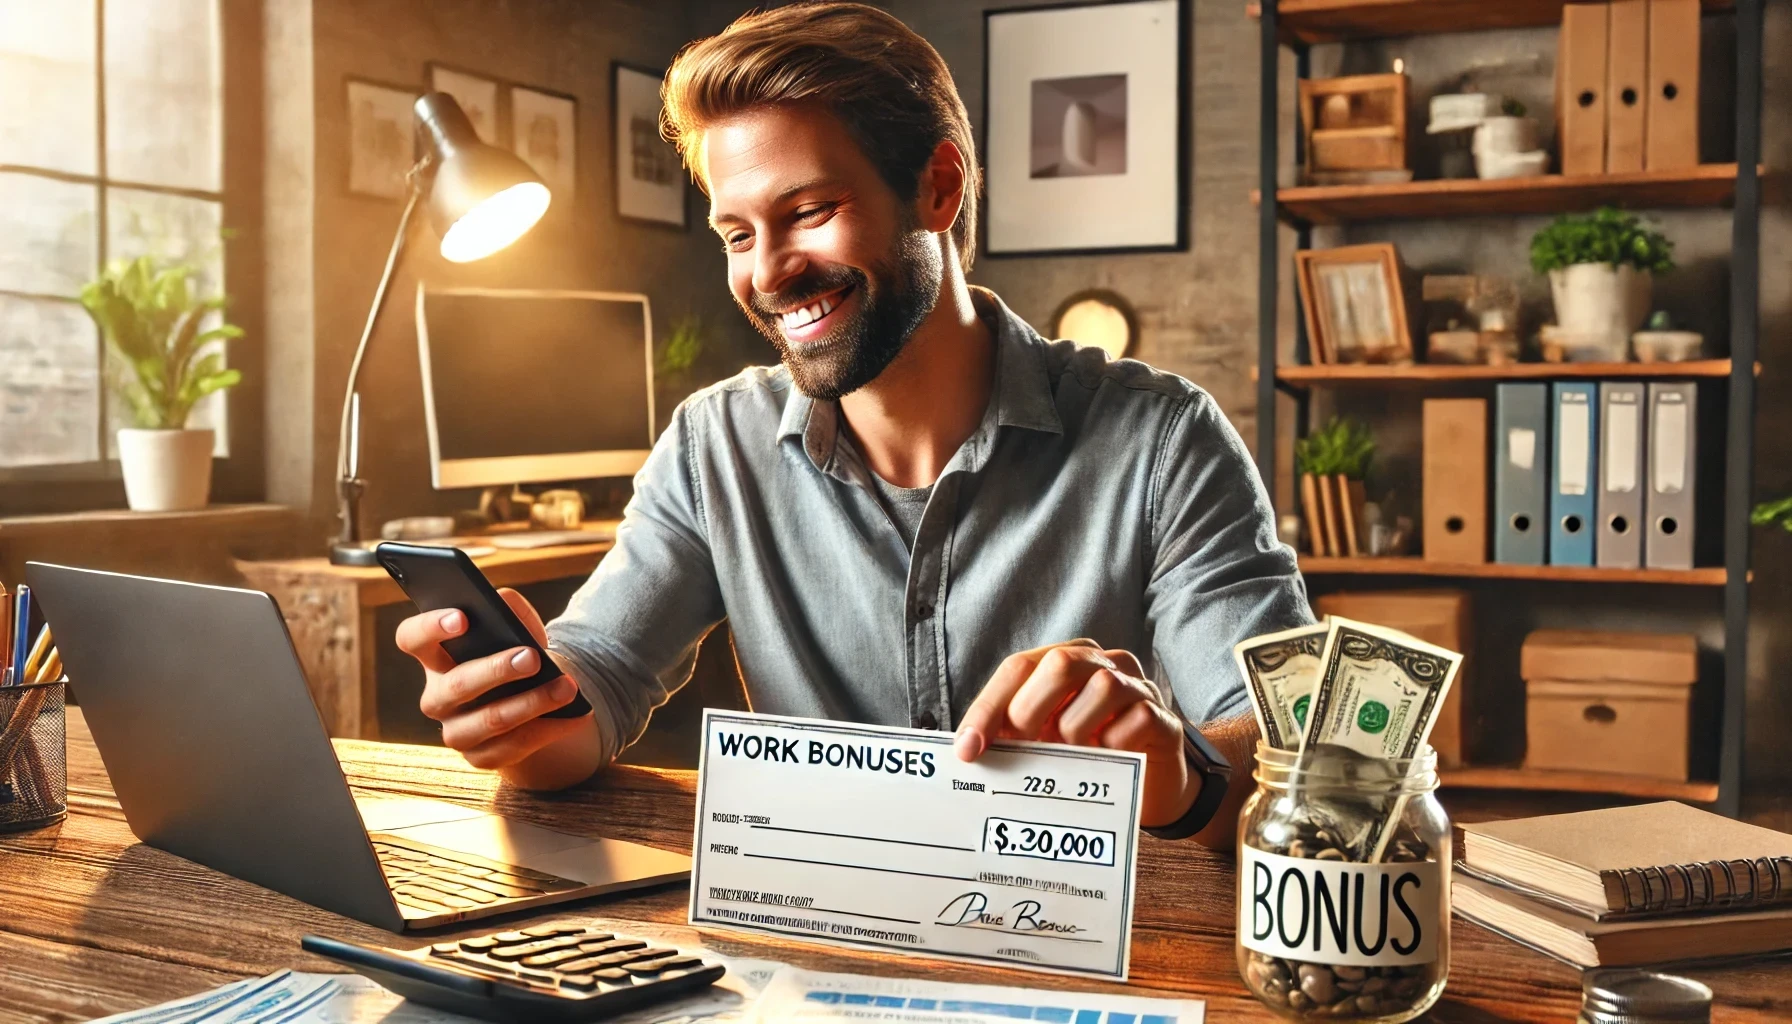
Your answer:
[1189,712,1259,850]
[500,720,608,791]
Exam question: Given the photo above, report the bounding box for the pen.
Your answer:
[8,586,28,689]
[20,628,52,687]
[0,582,10,687]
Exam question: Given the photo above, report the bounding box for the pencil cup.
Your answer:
[0,679,68,833]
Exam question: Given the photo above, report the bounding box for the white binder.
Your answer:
[1596,382,1646,568]
[1644,382,1697,569]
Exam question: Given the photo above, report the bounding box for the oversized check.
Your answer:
[688,711,1145,980]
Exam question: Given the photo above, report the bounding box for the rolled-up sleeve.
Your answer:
[1143,392,1314,724]
[545,402,725,765]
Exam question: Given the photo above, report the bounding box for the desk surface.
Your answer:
[4,710,1788,1024]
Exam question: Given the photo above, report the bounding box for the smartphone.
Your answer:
[375,542,592,718]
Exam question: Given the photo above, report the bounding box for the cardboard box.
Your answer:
[1314,589,1472,766]
[1520,629,1697,685]
[1525,678,1693,780]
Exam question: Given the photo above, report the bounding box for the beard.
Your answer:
[741,226,942,401]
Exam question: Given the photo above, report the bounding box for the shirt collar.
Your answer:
[776,286,1063,476]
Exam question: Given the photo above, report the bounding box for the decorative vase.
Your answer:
[1547,263,1652,362]
[1471,116,1547,180]
[117,428,214,511]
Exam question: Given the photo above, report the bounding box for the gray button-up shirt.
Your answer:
[546,289,1312,762]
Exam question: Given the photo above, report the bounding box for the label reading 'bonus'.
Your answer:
[1238,846,1442,967]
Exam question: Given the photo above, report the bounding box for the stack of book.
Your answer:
[1454,802,1792,967]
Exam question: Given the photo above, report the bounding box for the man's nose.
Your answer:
[752,239,807,299]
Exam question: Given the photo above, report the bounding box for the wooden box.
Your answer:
[1298,73,1409,177]
[1524,678,1694,780]
[1520,630,1697,685]
[1314,589,1472,766]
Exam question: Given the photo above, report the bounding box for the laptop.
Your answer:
[27,562,690,932]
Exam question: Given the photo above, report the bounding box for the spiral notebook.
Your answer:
[1460,801,1792,918]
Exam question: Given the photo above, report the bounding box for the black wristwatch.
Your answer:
[1142,719,1233,841]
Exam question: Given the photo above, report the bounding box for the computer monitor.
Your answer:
[416,286,655,489]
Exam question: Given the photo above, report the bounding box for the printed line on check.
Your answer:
[939,921,1104,944]
[744,852,976,883]
[988,789,1116,806]
[750,823,976,852]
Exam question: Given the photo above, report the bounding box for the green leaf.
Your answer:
[1753,495,1792,532]
[1295,417,1376,479]
[193,368,241,397]
[1530,206,1676,275]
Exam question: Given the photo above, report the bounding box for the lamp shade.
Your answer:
[413,92,551,262]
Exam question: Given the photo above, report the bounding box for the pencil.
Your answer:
[0,582,10,686]
[20,626,51,688]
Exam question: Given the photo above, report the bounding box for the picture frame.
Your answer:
[1294,243,1414,365]
[427,64,501,145]
[511,85,577,205]
[345,78,419,199]
[611,62,687,230]
[982,0,1189,257]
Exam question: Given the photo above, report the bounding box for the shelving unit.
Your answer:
[1277,358,1744,387]
[1250,164,1750,225]
[1253,1,1763,813]
[1298,557,1730,587]
[1246,0,1734,46]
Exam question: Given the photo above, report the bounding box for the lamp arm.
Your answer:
[334,186,422,546]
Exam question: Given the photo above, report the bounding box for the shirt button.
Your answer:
[915,602,935,619]
[916,711,938,730]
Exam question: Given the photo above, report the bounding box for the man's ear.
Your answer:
[914,140,967,235]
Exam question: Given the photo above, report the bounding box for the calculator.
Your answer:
[300,922,727,1023]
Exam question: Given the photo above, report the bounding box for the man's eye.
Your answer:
[797,203,836,222]
[723,232,751,251]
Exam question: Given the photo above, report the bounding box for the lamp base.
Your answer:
[329,540,383,567]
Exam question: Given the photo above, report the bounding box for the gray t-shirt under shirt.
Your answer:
[865,466,933,551]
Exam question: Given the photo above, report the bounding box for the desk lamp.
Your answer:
[330,93,551,566]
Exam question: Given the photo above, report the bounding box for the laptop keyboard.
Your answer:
[371,833,586,913]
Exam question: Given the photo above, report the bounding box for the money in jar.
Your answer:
[1235,741,1451,1022]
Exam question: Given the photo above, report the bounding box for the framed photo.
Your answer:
[612,62,686,229]
[1295,243,1414,365]
[511,85,577,204]
[428,64,500,145]
[983,0,1188,257]
[345,78,418,199]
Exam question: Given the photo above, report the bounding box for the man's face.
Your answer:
[704,105,942,400]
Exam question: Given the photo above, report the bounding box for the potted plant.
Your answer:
[78,256,243,511]
[1530,207,1674,361]
[1294,417,1375,557]
[1755,496,1792,535]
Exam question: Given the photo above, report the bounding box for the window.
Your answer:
[0,0,225,473]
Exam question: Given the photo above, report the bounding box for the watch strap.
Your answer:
[1142,720,1232,841]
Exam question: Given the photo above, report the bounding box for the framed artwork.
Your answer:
[511,85,577,203]
[612,62,687,229]
[346,78,419,199]
[983,0,1188,257]
[428,64,500,145]
[1295,243,1414,365]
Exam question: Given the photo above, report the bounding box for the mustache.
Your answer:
[747,265,865,320]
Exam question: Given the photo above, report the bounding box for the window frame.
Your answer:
[0,0,263,514]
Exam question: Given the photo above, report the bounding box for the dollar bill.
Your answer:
[1234,623,1329,750]
[1298,616,1463,861]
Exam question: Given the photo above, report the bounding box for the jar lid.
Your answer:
[1580,970,1712,1023]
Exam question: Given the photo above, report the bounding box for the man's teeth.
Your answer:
[781,294,838,330]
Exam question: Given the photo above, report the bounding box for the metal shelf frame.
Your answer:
[1253,0,1762,816]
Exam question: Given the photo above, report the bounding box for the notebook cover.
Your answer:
[1462,802,1792,913]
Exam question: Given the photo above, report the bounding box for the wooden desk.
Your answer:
[5,710,1789,1023]
[235,527,617,739]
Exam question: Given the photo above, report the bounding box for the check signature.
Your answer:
[936,892,1087,937]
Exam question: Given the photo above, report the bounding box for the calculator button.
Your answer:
[577,938,645,955]
[592,968,631,982]
[429,943,458,956]
[558,974,597,991]
[494,931,530,943]
[522,924,567,937]
[520,948,589,968]
[459,936,501,952]
[489,936,584,960]
[655,956,706,972]
[551,956,610,975]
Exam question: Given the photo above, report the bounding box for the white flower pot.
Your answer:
[117,428,214,511]
[1547,263,1652,361]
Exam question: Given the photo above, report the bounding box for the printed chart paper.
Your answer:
[689,711,1145,980]
[747,966,1205,1023]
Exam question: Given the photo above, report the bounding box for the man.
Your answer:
[397,2,1310,846]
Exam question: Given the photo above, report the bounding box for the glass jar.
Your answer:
[1235,742,1450,1022]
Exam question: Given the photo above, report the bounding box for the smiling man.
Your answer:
[396,2,1311,846]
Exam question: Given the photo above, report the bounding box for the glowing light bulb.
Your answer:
[439,182,551,263]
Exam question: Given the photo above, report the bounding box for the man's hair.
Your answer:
[661,2,980,270]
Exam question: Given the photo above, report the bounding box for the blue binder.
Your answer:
[1549,382,1599,566]
[1494,383,1550,564]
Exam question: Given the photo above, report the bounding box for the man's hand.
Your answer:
[395,588,601,788]
[955,640,1197,829]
